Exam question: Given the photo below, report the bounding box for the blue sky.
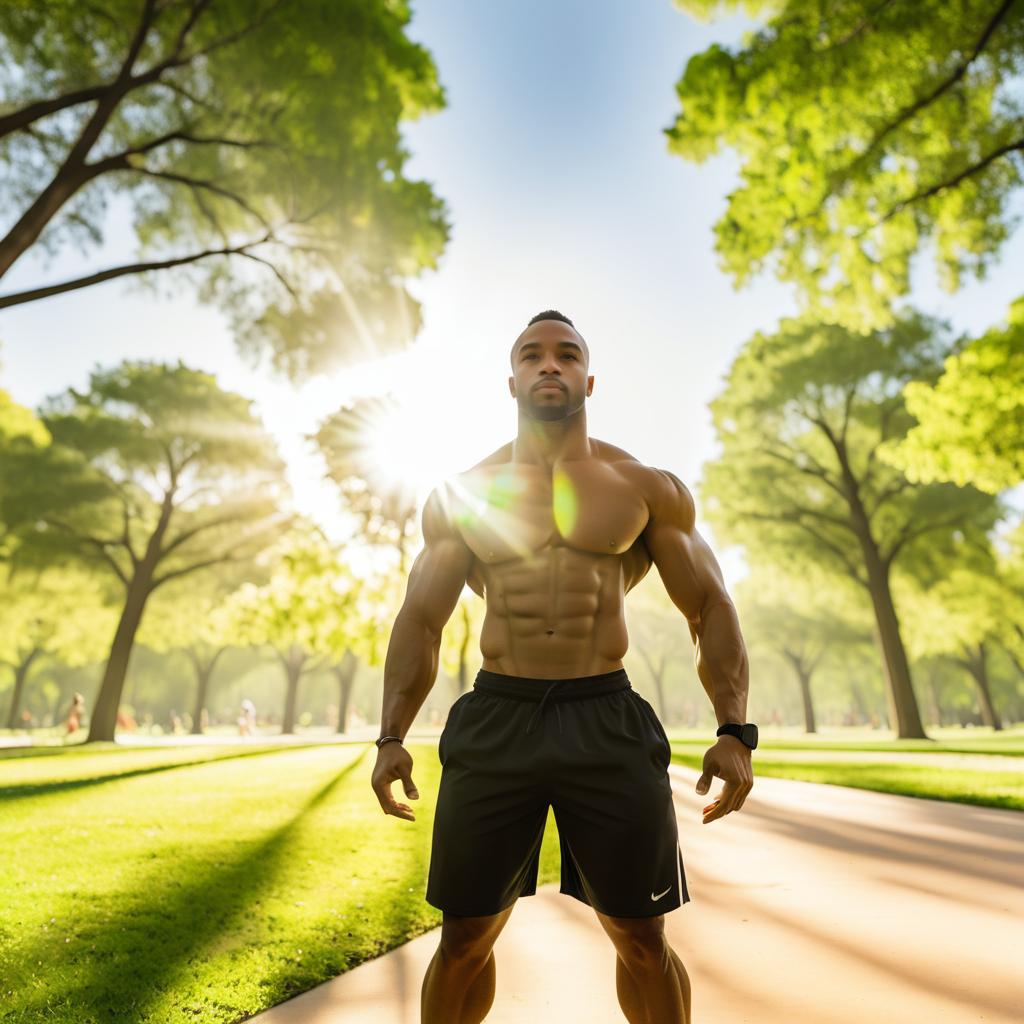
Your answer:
[2,0,1022,584]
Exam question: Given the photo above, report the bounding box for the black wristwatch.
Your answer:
[716,722,758,750]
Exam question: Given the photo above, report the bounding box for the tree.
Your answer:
[2,360,290,741]
[734,565,873,733]
[624,582,694,723]
[700,308,1003,738]
[312,393,422,574]
[879,297,1024,494]
[0,0,451,377]
[900,556,1012,731]
[667,1,1024,493]
[0,381,50,558]
[227,528,374,734]
[0,566,113,728]
[667,0,1024,332]
[138,583,242,734]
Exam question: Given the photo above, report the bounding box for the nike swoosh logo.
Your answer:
[651,886,671,901]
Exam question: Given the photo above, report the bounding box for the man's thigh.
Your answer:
[440,904,517,960]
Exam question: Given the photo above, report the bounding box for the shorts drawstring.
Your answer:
[525,681,564,735]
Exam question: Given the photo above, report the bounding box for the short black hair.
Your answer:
[527,309,576,330]
[512,309,589,369]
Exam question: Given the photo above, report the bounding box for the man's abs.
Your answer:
[478,544,632,678]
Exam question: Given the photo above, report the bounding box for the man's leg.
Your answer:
[421,904,516,1024]
[594,910,691,1024]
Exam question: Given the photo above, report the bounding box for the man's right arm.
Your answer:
[380,484,474,739]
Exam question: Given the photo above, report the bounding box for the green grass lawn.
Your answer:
[1,732,1020,1023]
[668,748,1024,811]
[0,742,562,1024]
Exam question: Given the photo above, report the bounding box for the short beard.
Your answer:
[519,391,573,421]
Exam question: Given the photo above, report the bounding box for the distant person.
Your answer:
[168,708,183,735]
[238,699,257,736]
[19,708,32,729]
[116,710,138,731]
[65,692,86,736]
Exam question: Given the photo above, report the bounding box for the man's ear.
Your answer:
[508,375,516,397]
[586,374,594,396]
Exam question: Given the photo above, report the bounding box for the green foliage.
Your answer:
[228,528,389,666]
[0,566,114,669]
[3,360,289,590]
[0,0,451,377]
[0,386,48,447]
[700,308,1002,586]
[666,0,1024,332]
[878,297,1024,493]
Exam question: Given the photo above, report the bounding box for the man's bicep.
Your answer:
[643,470,730,625]
[400,487,474,638]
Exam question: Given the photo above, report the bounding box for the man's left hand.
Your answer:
[695,735,753,824]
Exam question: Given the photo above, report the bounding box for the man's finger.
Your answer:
[400,771,419,800]
[695,770,712,795]
[372,775,416,820]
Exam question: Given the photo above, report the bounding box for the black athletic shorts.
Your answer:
[425,667,690,918]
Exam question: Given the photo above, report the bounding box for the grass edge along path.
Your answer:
[669,748,1024,812]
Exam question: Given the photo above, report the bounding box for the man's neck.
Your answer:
[511,412,591,467]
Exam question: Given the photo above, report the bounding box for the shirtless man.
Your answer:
[371,309,755,1024]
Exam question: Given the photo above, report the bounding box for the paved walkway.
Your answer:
[248,765,1023,1023]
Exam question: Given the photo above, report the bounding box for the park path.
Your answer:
[246,764,1023,1024]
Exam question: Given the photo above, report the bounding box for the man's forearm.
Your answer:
[693,598,749,726]
[379,612,441,739]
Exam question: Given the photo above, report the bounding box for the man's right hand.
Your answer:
[371,742,420,821]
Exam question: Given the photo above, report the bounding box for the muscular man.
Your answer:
[371,309,755,1024]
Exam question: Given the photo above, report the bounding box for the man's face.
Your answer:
[508,323,593,422]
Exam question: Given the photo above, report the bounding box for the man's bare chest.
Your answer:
[447,461,650,565]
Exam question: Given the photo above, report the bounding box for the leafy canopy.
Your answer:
[667,0,1024,332]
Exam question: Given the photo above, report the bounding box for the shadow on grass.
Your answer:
[239,790,440,1016]
[8,746,370,1022]
[0,744,345,801]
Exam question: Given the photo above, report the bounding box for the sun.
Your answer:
[363,402,455,500]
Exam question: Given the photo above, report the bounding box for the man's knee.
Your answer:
[596,911,668,969]
[440,906,514,965]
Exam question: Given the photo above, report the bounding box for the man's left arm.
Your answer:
[641,467,753,824]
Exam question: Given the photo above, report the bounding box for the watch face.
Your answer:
[741,723,758,749]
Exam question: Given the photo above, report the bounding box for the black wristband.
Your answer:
[375,735,403,749]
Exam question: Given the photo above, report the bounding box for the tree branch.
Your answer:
[883,514,970,567]
[0,232,275,309]
[0,84,111,143]
[150,553,239,591]
[44,518,131,586]
[869,136,1024,229]
[826,0,1018,190]
[125,167,273,230]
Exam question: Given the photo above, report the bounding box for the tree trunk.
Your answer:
[86,485,175,743]
[280,646,307,735]
[962,641,1002,731]
[849,679,869,725]
[784,650,816,733]
[858,543,927,738]
[86,569,154,742]
[334,649,358,735]
[5,647,42,729]
[833,435,927,739]
[189,647,226,735]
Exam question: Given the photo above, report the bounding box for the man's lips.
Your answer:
[535,382,564,391]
